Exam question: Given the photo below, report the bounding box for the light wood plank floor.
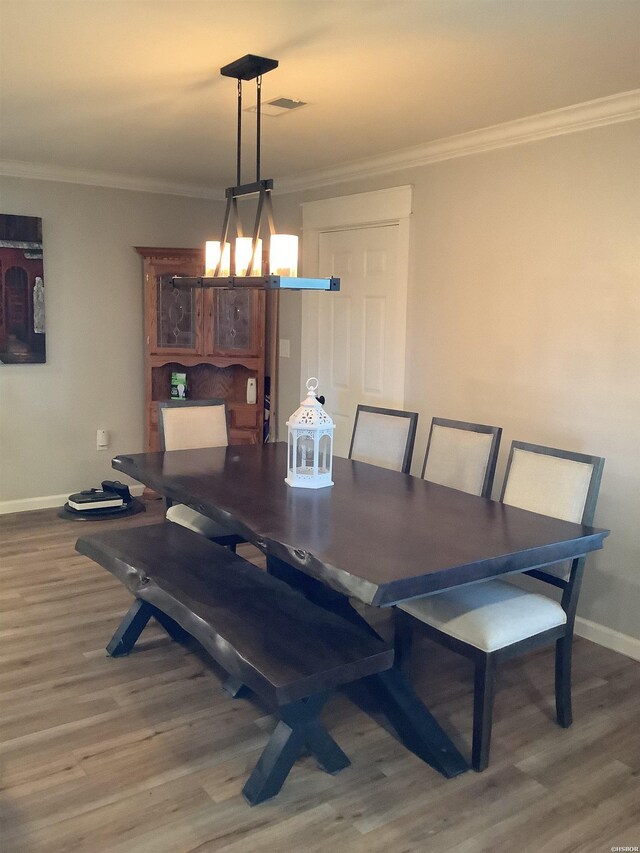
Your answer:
[1,501,638,853]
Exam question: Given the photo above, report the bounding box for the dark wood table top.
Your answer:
[113,443,609,608]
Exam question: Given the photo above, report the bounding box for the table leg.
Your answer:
[266,555,380,638]
[266,554,468,778]
[364,668,467,778]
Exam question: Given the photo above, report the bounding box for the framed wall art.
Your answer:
[0,213,46,364]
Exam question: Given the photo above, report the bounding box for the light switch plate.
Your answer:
[280,338,290,358]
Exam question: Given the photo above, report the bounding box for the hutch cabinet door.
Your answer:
[139,248,265,452]
[205,288,265,357]
[146,259,204,355]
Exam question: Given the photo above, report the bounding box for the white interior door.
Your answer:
[303,224,408,457]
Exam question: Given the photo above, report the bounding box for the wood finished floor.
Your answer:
[0,501,638,853]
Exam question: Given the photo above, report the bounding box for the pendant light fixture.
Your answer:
[173,54,339,293]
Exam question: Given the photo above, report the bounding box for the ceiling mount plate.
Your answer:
[220,54,278,81]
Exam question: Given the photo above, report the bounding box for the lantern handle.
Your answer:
[306,377,319,394]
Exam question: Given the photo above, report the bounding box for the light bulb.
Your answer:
[205,241,230,277]
[270,234,299,277]
[235,237,262,276]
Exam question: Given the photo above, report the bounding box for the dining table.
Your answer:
[113,441,609,779]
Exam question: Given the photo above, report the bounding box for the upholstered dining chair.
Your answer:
[348,405,419,474]
[396,441,605,771]
[158,399,243,550]
[421,417,502,498]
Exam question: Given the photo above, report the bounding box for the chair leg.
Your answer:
[555,634,574,728]
[472,655,496,772]
[394,611,414,671]
[212,534,242,553]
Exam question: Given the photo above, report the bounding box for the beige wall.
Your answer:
[404,121,639,642]
[278,120,640,641]
[0,176,220,502]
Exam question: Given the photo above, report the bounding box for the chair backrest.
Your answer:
[421,418,502,498]
[348,405,418,474]
[158,400,228,451]
[500,441,604,586]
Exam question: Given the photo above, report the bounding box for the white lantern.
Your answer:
[285,377,334,489]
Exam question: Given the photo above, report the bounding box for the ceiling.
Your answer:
[1,0,639,195]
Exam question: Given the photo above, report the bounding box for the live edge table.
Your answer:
[113,442,608,778]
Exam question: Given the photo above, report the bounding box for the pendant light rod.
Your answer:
[256,74,262,182]
[222,54,277,189]
[236,79,242,186]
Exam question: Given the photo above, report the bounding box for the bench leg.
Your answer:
[114,604,252,702]
[303,720,350,774]
[242,694,349,805]
[106,599,153,657]
[222,674,250,699]
[151,608,191,644]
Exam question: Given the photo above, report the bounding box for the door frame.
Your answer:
[300,186,413,402]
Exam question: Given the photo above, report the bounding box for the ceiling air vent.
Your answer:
[246,97,307,117]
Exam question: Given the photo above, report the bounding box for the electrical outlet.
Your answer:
[96,429,110,450]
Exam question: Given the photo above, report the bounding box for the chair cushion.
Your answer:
[351,411,412,472]
[423,425,495,496]
[166,503,232,540]
[161,404,228,451]
[398,579,567,652]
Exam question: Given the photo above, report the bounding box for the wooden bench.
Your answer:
[76,521,394,805]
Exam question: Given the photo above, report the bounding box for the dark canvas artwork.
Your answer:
[0,214,46,364]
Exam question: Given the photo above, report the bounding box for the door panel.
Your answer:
[304,224,407,458]
[363,296,385,395]
[331,297,351,389]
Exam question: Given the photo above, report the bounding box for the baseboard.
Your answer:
[575,616,640,662]
[0,484,146,515]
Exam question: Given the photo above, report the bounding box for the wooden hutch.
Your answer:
[137,247,265,451]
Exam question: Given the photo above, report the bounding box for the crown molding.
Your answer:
[0,159,224,200]
[276,89,640,194]
[1,90,638,199]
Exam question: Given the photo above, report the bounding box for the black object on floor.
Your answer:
[58,497,145,521]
